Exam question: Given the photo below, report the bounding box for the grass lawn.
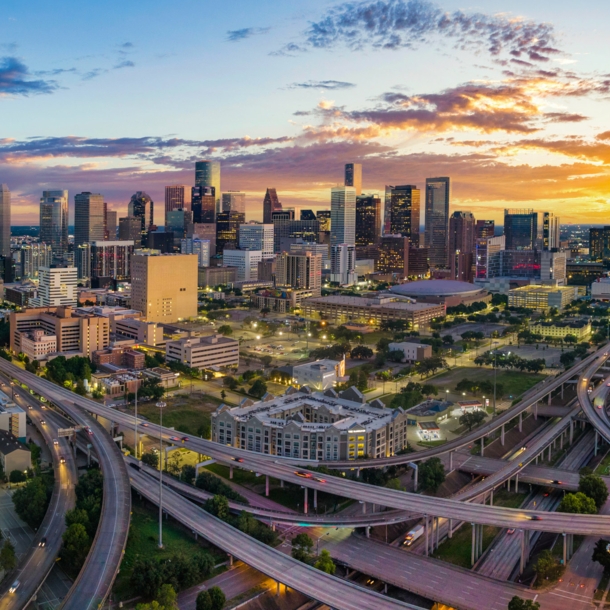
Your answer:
[268,485,353,514]
[429,367,545,400]
[360,331,391,346]
[113,495,226,601]
[595,449,610,475]
[205,463,277,487]
[417,440,448,448]
[433,490,527,568]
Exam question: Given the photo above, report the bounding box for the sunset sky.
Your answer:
[1,0,610,225]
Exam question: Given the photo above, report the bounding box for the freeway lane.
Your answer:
[5,359,610,537]
[129,469,424,610]
[0,371,132,610]
[578,354,610,443]
[0,392,77,610]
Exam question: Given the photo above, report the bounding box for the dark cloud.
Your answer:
[226,27,271,42]
[82,68,104,81]
[120,42,134,49]
[277,0,560,63]
[0,56,58,96]
[286,80,356,90]
[114,60,135,69]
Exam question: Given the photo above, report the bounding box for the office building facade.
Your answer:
[221,249,262,282]
[0,184,10,257]
[377,236,409,276]
[344,163,362,195]
[128,191,154,235]
[91,241,134,280]
[221,191,246,213]
[263,188,282,223]
[425,177,450,268]
[330,186,356,247]
[276,251,322,296]
[389,185,420,243]
[330,244,357,286]
[216,211,245,254]
[74,192,105,247]
[181,238,210,267]
[31,267,78,307]
[193,223,217,256]
[476,220,495,239]
[475,235,505,280]
[75,244,91,280]
[165,185,192,215]
[504,209,543,250]
[355,194,382,256]
[273,217,319,253]
[448,211,475,281]
[21,243,53,279]
[40,190,69,261]
[195,160,221,213]
[191,186,216,223]
[239,223,274,258]
[105,210,117,239]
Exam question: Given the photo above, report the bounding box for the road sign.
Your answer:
[57,428,75,437]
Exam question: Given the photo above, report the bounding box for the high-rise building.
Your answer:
[21,243,52,279]
[300,210,316,221]
[590,227,610,261]
[448,211,476,281]
[263,188,282,223]
[131,253,198,323]
[74,192,105,247]
[32,266,78,307]
[166,209,193,240]
[191,186,216,223]
[425,177,450,268]
[222,191,246,214]
[475,235,505,280]
[222,249,262,282]
[476,220,495,239]
[165,185,192,215]
[377,236,409,277]
[118,216,142,244]
[504,209,543,251]
[330,244,357,286]
[0,184,10,257]
[128,191,154,237]
[290,241,330,270]
[181,238,210,268]
[383,185,393,235]
[273,219,319,254]
[344,163,362,196]
[355,194,382,257]
[330,187,356,247]
[91,241,134,280]
[389,185,420,243]
[105,210,118,240]
[216,211,245,254]
[276,251,322,296]
[40,190,69,261]
[316,210,331,232]
[147,230,175,253]
[193,223,217,256]
[195,161,221,214]
[0,255,15,283]
[407,246,430,278]
[543,212,560,251]
[75,244,91,280]
[239,223,274,259]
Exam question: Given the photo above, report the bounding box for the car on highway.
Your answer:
[141,423,149,427]
[40,419,46,425]
[314,476,327,483]
[169,436,180,442]
[41,404,46,409]
[232,457,244,463]
[60,456,66,464]
[27,404,32,410]
[181,436,189,442]
[86,427,94,436]
[53,439,58,446]
[39,537,47,547]
[295,471,312,478]
[552,480,563,485]
[507,529,515,535]
[530,515,543,520]
[9,581,20,593]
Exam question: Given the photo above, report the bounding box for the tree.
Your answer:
[65,508,90,529]
[592,539,610,573]
[507,597,540,610]
[260,355,273,367]
[419,457,445,492]
[421,384,438,397]
[223,375,238,390]
[564,334,578,345]
[459,411,486,431]
[157,584,178,609]
[558,492,597,514]
[579,474,608,510]
[350,345,373,360]
[249,378,268,398]
[141,451,159,468]
[220,390,226,400]
[387,349,405,363]
[9,469,26,483]
[61,523,90,573]
[196,591,213,610]
[0,539,17,572]
[560,351,576,368]
[291,533,314,563]
[533,550,564,583]
[217,325,233,336]
[208,586,226,610]
[205,495,230,521]
[12,476,51,529]
[314,549,336,574]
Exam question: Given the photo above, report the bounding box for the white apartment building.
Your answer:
[330,244,357,286]
[292,359,342,390]
[181,238,210,267]
[592,277,610,300]
[20,329,57,360]
[239,223,274,259]
[30,266,78,307]
[165,334,239,369]
[222,250,262,282]
[388,341,433,363]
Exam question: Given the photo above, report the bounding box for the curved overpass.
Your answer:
[0,369,132,610]
[578,352,610,443]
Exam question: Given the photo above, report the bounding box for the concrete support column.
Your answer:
[413,465,418,492]
[570,420,574,444]
[280,479,284,488]
[276,581,280,596]
[519,530,526,574]
[548,445,552,461]
[448,519,453,539]
[534,402,538,420]
[425,515,429,556]
[515,474,519,492]
[561,383,564,398]
[563,533,567,566]
[490,489,494,506]
[519,411,523,432]
[230,465,234,480]
[501,424,505,446]
[436,517,440,550]
[471,523,476,567]
[362,501,367,514]
[595,430,599,457]
[314,488,318,510]
[229,554,234,566]
[366,526,370,538]
[535,454,538,465]
[356,468,361,478]
[449,451,453,472]
[560,433,563,450]
[548,392,552,405]
[481,435,485,457]
[265,475,269,497]
[304,487,308,514]
[272,522,275,532]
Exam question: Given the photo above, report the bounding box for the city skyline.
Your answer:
[1,1,609,225]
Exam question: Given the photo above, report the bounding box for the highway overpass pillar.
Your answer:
[548,445,552,461]
[304,487,308,514]
[570,420,574,444]
[471,523,476,566]
[229,554,233,566]
[425,516,429,556]
[515,474,519,492]
[501,424,505,445]
[490,489,494,505]
[436,517,440,549]
[230,466,233,479]
[366,526,370,538]
[314,488,317,509]
[560,433,563,450]
[563,533,567,565]
[534,402,538,420]
[548,392,552,405]
[448,519,453,538]
[449,451,453,471]
[266,475,269,497]
[276,581,280,596]
[280,479,284,488]
[561,383,564,398]
[480,436,484,456]
[595,430,599,456]
[362,501,366,514]
[519,412,522,432]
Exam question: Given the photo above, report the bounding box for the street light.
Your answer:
[134,383,139,460]
[156,400,166,549]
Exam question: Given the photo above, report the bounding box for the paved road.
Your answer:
[0,389,77,610]
[129,469,424,610]
[0,369,132,610]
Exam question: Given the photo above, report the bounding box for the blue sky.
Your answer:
[1,0,610,224]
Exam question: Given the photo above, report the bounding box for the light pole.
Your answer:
[157,400,166,548]
[134,383,139,459]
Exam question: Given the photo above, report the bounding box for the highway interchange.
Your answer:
[1,342,610,609]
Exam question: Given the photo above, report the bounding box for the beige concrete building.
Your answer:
[165,333,239,370]
[131,253,198,323]
[10,306,110,357]
[275,252,322,297]
[529,320,591,340]
[508,284,579,311]
[20,329,57,361]
[0,430,31,473]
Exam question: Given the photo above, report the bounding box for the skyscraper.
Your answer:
[118,216,142,244]
[590,227,610,261]
[105,210,118,239]
[191,186,216,223]
[276,251,322,296]
[166,209,193,240]
[476,220,495,239]
[20,243,52,279]
[543,212,560,251]
[0,184,10,257]
[239,223,274,259]
[425,177,450,268]
[355,194,382,256]
[128,191,154,233]
[448,211,476,281]
[195,161,221,214]
[222,191,246,213]
[74,192,105,247]
[330,244,357,286]
[504,209,543,250]
[263,188,282,223]
[389,185,420,243]
[330,186,356,246]
[91,241,134,279]
[216,211,245,254]
[165,185,192,214]
[344,163,362,196]
[40,190,69,261]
